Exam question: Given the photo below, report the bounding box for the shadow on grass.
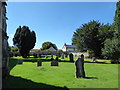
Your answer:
[22,59,72,63]
[84,77,98,79]
[2,75,69,89]
[9,59,18,71]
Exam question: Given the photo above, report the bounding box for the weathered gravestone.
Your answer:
[61,53,64,59]
[75,54,85,78]
[17,59,23,64]
[37,60,42,67]
[69,53,74,62]
[33,53,38,58]
[51,60,59,66]
[37,54,41,58]
[50,57,54,61]
[55,56,59,61]
[92,57,96,62]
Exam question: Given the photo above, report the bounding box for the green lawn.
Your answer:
[2,56,118,89]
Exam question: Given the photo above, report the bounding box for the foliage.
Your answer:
[41,41,58,50]
[102,1,120,62]
[72,20,113,58]
[13,26,36,58]
[8,46,19,52]
[102,39,120,62]
[87,49,94,58]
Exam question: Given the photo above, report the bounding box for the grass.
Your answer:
[2,56,118,89]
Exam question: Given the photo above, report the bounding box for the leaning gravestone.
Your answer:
[51,60,59,66]
[37,60,42,67]
[17,59,23,64]
[75,54,85,78]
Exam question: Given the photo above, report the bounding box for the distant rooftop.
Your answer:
[64,43,76,48]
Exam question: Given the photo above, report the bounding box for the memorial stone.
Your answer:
[75,54,85,78]
[17,59,23,64]
[37,60,42,67]
[51,60,58,66]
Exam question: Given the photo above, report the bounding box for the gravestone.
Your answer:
[17,59,23,64]
[75,54,85,78]
[92,57,96,62]
[69,53,74,62]
[37,54,41,58]
[65,53,68,58]
[55,56,59,61]
[37,60,42,67]
[50,57,54,61]
[33,53,38,58]
[51,59,59,66]
[61,53,64,59]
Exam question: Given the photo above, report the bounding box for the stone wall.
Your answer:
[0,2,2,89]
[0,1,9,79]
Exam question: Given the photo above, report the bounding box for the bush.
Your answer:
[102,39,120,62]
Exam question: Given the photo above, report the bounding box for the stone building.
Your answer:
[62,43,77,52]
[0,1,9,78]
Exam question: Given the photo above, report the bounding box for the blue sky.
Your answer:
[7,2,116,49]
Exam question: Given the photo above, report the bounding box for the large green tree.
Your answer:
[72,20,113,58]
[41,41,58,50]
[102,1,120,62]
[13,26,36,58]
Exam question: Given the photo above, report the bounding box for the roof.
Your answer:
[65,45,76,48]
[63,43,76,48]
[48,46,57,51]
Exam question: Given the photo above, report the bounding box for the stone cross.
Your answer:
[75,54,85,78]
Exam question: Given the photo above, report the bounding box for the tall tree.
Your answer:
[102,1,120,62]
[13,26,36,58]
[41,41,58,50]
[72,20,113,58]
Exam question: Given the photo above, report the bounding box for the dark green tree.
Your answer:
[72,20,113,58]
[41,41,58,50]
[13,26,36,58]
[9,46,18,52]
[102,1,120,62]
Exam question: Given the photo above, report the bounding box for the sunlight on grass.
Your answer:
[9,58,118,88]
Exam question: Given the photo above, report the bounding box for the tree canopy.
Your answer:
[102,1,120,61]
[41,41,58,51]
[72,20,113,58]
[13,26,36,58]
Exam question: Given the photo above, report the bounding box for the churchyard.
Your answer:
[2,55,118,88]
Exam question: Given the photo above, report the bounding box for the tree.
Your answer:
[41,41,58,50]
[9,46,19,52]
[13,26,36,58]
[72,20,113,58]
[102,1,120,62]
